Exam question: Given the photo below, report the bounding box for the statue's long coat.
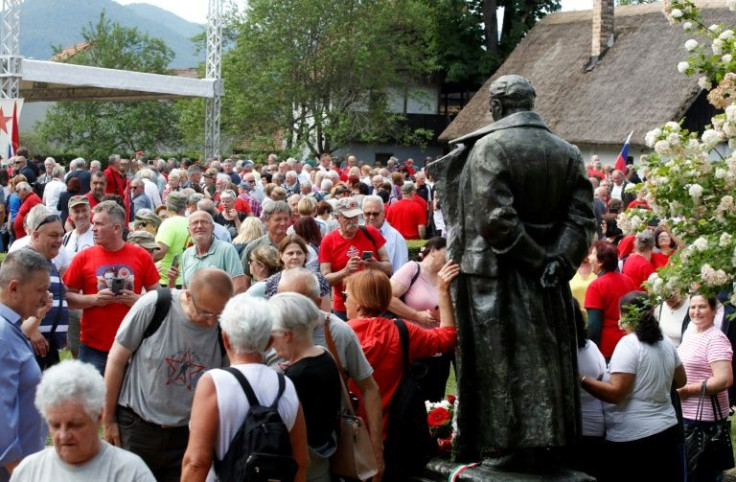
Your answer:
[430,111,596,460]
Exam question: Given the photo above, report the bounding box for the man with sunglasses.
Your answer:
[102,268,233,482]
[362,195,408,273]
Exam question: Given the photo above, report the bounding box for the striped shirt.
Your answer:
[25,247,69,349]
[678,324,732,420]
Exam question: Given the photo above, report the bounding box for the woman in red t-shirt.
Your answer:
[651,228,680,269]
[345,264,459,479]
[585,240,637,360]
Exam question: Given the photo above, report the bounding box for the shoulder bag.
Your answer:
[684,380,735,475]
[324,316,378,481]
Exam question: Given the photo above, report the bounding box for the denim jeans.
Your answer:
[78,344,108,376]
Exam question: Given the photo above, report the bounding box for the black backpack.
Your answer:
[213,367,299,482]
[383,319,436,480]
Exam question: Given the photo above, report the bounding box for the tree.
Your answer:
[36,13,180,159]
[482,0,562,71]
[208,0,437,156]
[618,0,736,304]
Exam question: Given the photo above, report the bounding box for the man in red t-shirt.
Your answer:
[64,200,160,375]
[385,184,426,240]
[319,197,392,320]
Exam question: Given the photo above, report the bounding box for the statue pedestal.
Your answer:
[411,459,596,482]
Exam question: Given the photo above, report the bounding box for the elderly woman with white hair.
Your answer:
[268,293,341,482]
[10,360,155,481]
[181,295,309,482]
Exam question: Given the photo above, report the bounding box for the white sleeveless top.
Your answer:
[206,363,300,481]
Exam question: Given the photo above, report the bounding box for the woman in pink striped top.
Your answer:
[676,294,733,481]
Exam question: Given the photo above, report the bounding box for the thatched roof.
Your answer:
[439,0,728,146]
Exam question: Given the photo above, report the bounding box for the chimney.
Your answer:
[591,0,614,59]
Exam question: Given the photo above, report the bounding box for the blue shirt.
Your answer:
[0,303,46,481]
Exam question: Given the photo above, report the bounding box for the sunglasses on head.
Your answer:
[35,214,61,231]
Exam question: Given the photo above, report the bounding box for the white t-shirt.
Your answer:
[62,228,95,259]
[10,441,155,482]
[578,340,606,437]
[206,364,300,481]
[603,333,681,442]
[655,298,689,347]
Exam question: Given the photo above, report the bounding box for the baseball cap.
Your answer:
[335,197,363,218]
[127,231,159,250]
[68,195,90,209]
[134,209,162,230]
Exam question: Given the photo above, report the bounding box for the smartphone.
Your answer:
[111,278,124,295]
[171,254,180,268]
[361,251,373,260]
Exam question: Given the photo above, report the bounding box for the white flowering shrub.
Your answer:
[633,0,736,302]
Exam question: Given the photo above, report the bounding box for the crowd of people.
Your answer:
[0,150,456,482]
[0,148,733,482]
[576,156,735,482]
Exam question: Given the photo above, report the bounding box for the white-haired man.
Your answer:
[362,195,408,273]
[10,360,155,481]
[12,182,42,241]
[138,169,162,208]
[42,165,66,216]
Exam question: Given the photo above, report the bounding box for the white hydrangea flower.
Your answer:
[698,76,712,90]
[693,236,708,251]
[720,29,735,40]
[720,232,733,247]
[671,9,684,18]
[677,61,690,73]
[655,140,672,155]
[724,122,736,138]
[716,168,727,179]
[688,183,704,199]
[723,54,734,63]
[726,105,736,122]
[702,129,723,148]
[665,121,681,131]
[685,39,698,51]
[712,39,724,55]
[683,21,694,31]
[645,128,662,147]
[709,24,722,34]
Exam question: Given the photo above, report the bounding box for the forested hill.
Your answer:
[19,0,204,68]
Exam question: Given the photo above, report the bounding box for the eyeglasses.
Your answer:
[189,293,220,322]
[137,221,148,228]
[34,214,61,231]
[363,211,381,217]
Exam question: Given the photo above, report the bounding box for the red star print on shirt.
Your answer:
[165,350,206,391]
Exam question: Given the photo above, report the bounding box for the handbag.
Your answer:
[324,316,378,481]
[684,380,735,475]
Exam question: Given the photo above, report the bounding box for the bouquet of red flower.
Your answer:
[425,394,456,457]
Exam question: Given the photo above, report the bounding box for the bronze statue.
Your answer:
[429,75,595,471]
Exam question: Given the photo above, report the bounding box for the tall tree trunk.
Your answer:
[483,0,500,58]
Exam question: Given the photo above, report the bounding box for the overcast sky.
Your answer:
[114,0,593,25]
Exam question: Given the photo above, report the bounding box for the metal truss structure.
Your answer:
[0,0,224,158]
[0,0,21,99]
[205,0,224,161]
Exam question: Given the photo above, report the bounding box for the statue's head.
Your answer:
[489,75,536,121]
